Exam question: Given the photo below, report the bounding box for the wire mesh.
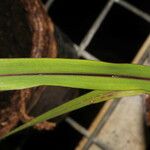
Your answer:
[45,0,150,149]
[45,0,55,11]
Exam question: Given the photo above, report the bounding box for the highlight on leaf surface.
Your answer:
[0,58,150,91]
[3,89,149,139]
[0,58,149,139]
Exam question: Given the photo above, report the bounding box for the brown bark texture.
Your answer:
[0,0,78,137]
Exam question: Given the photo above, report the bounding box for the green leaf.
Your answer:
[0,58,149,91]
[2,89,148,139]
[0,58,149,139]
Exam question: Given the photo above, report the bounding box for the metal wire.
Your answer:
[78,0,114,57]
[82,100,120,150]
[45,0,150,149]
[45,0,55,11]
[66,117,111,150]
[114,0,150,23]
[74,44,99,60]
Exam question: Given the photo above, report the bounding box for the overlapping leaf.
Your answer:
[0,58,150,138]
[0,58,150,91]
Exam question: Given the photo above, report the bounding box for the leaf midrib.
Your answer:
[0,72,150,81]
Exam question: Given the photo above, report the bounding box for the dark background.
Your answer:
[0,0,150,149]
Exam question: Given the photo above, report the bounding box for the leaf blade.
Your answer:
[0,58,149,78]
[2,89,147,139]
[0,58,149,91]
[0,75,150,91]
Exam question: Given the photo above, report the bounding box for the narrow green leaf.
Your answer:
[1,75,150,91]
[2,89,148,139]
[0,58,149,78]
[0,58,150,139]
[0,58,149,91]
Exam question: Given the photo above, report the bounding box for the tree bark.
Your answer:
[0,0,78,137]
